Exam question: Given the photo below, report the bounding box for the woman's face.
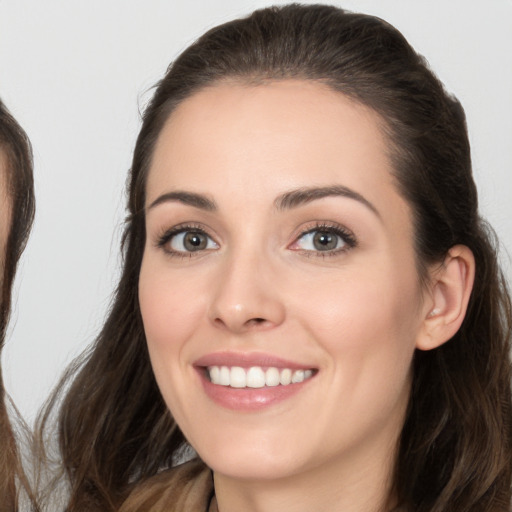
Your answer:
[139,81,431,482]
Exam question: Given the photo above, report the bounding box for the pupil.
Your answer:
[313,231,336,251]
[184,232,206,251]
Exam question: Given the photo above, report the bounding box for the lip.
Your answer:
[194,351,317,412]
[194,351,312,369]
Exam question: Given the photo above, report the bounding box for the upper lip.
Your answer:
[194,351,315,370]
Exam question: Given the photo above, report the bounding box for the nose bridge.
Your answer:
[208,239,285,332]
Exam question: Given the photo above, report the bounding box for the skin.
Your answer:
[139,81,466,512]
[0,151,10,286]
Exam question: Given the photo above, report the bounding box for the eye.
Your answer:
[158,227,219,255]
[296,230,345,252]
[290,224,356,254]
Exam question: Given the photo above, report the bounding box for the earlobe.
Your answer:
[416,245,475,351]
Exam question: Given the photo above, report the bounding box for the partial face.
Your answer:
[0,151,11,289]
[139,81,429,482]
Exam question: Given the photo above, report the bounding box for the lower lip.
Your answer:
[196,368,313,411]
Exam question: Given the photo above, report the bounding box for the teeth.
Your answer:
[280,368,292,385]
[207,366,314,388]
[247,367,265,388]
[209,365,220,384]
[219,366,230,386]
[265,367,280,387]
[230,366,246,388]
[291,369,304,383]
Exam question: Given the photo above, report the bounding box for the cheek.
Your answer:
[138,258,209,421]
[288,260,421,378]
[0,198,10,270]
[138,259,207,361]
[0,200,11,309]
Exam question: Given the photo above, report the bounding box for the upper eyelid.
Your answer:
[290,223,357,250]
[157,222,215,237]
[155,223,218,247]
[293,222,356,240]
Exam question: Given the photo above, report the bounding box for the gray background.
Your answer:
[1,0,511,423]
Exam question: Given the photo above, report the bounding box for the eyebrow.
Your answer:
[275,185,380,217]
[147,185,379,217]
[148,191,217,211]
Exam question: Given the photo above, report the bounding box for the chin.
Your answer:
[204,454,302,481]
[192,434,308,481]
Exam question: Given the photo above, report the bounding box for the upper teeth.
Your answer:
[207,366,314,388]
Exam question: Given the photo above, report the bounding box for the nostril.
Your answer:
[213,318,226,328]
[246,317,267,327]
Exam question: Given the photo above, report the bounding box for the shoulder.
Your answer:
[119,458,213,512]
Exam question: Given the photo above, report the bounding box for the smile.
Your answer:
[207,365,315,388]
[194,352,318,410]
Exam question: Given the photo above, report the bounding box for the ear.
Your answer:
[416,245,475,351]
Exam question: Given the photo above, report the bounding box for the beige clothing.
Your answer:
[119,458,406,512]
[119,459,216,512]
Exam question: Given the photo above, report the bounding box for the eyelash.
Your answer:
[155,222,357,259]
[290,222,357,258]
[156,223,217,259]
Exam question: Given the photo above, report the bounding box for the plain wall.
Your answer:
[1,0,511,423]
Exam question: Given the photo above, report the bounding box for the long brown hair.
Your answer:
[0,99,37,511]
[38,5,512,511]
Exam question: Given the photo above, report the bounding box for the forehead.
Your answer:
[146,79,415,258]
[147,80,395,198]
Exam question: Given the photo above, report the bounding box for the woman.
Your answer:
[39,4,512,511]
[0,99,36,511]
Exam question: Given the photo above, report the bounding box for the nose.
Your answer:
[207,249,286,334]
